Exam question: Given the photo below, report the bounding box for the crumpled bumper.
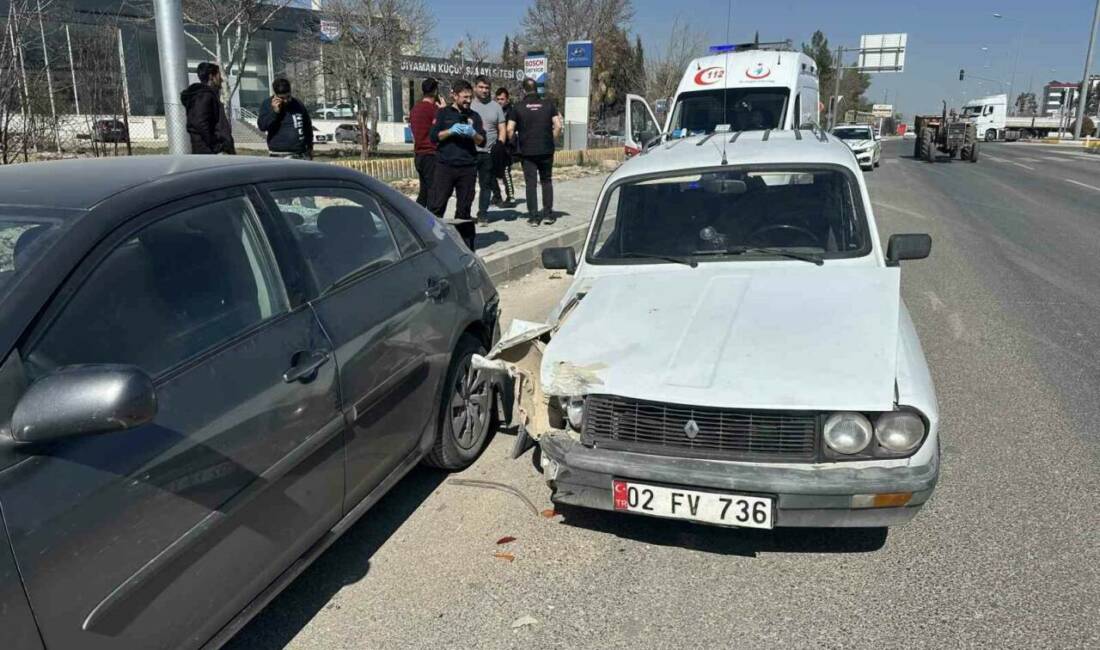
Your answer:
[855,150,874,166]
[539,432,939,528]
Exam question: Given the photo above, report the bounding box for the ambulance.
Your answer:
[623,41,821,155]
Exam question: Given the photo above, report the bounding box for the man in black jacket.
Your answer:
[257,78,313,159]
[180,62,236,155]
[507,78,562,225]
[428,80,485,250]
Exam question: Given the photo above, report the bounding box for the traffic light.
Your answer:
[959,69,965,81]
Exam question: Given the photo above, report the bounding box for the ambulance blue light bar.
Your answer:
[709,44,738,53]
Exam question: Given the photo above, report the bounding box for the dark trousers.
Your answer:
[492,143,514,201]
[414,153,437,207]
[428,163,477,250]
[521,153,554,215]
[476,151,495,217]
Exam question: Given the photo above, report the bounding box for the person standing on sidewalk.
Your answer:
[410,77,444,207]
[429,80,485,250]
[493,87,517,207]
[257,78,313,159]
[470,76,507,225]
[507,78,562,226]
[180,62,236,155]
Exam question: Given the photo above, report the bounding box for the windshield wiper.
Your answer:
[620,251,699,268]
[712,246,824,265]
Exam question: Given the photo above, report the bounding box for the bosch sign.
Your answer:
[693,66,725,85]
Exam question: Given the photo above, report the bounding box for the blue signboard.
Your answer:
[567,41,593,68]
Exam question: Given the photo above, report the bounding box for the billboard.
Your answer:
[872,104,894,118]
[857,33,907,73]
[524,53,548,85]
[567,41,593,68]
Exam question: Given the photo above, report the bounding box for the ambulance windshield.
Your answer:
[669,88,790,136]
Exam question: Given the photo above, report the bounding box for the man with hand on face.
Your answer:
[470,75,507,224]
[257,78,314,159]
[429,79,486,250]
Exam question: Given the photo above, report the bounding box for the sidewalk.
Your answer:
[399,169,612,283]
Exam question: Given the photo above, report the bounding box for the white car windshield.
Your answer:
[832,127,873,140]
[588,168,869,264]
[669,88,790,135]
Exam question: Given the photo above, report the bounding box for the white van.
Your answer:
[623,43,820,155]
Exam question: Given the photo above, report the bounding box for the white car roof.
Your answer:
[609,129,859,182]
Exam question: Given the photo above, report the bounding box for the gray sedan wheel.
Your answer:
[424,334,494,469]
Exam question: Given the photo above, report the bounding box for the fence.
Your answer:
[332,147,625,182]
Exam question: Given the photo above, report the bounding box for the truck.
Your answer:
[961,94,1068,141]
[914,102,979,162]
[622,40,820,156]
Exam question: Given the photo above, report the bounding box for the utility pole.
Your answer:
[36,0,60,153]
[152,0,191,154]
[831,46,844,129]
[65,25,80,116]
[1073,0,1100,139]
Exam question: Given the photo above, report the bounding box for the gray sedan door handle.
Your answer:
[283,351,330,383]
[425,277,450,301]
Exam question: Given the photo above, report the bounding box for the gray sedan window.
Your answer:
[25,197,287,378]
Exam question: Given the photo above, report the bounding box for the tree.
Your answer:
[288,0,433,160]
[1014,92,1038,116]
[180,0,294,112]
[802,30,871,119]
[448,31,490,66]
[591,27,644,122]
[645,15,705,104]
[522,0,633,101]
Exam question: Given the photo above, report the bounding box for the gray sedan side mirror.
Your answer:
[541,246,577,274]
[10,365,157,444]
[886,234,932,266]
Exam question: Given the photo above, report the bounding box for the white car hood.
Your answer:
[843,139,874,150]
[542,266,901,411]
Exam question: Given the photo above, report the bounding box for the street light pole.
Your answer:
[1073,0,1100,139]
[994,13,1022,115]
[152,0,190,154]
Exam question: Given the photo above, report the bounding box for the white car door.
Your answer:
[623,94,661,157]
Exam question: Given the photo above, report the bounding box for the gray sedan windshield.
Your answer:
[588,168,868,264]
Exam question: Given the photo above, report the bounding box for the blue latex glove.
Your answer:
[451,123,474,138]
[673,128,687,138]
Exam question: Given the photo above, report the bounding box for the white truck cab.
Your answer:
[961,94,1008,142]
[623,41,820,156]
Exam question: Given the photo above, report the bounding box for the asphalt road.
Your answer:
[228,139,1100,649]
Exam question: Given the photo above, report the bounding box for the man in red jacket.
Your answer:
[409,78,445,207]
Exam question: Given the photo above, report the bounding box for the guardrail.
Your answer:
[332,147,625,181]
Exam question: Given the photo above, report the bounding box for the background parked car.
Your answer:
[0,156,499,650]
[90,118,128,143]
[314,103,355,119]
[334,123,381,147]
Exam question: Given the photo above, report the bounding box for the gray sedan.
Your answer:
[0,156,499,649]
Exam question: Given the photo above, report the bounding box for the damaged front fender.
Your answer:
[472,320,555,458]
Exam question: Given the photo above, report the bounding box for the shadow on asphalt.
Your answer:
[224,466,450,650]
[556,504,888,557]
[475,230,511,248]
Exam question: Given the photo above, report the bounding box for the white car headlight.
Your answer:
[875,411,926,453]
[565,397,585,431]
[823,412,873,454]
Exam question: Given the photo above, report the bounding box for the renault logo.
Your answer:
[684,419,700,439]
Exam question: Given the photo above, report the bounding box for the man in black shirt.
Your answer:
[257,78,314,159]
[507,78,562,226]
[429,79,486,250]
[180,62,236,155]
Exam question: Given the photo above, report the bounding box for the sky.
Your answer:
[423,0,1100,118]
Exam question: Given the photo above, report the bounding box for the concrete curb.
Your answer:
[480,222,589,285]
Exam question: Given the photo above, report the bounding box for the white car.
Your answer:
[832,123,881,171]
[482,127,939,529]
[314,103,355,120]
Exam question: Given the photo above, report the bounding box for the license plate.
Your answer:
[612,480,774,529]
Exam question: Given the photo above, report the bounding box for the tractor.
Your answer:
[913,101,979,163]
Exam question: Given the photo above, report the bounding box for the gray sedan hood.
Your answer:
[542,266,901,411]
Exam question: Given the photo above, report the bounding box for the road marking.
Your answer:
[872,201,929,220]
[984,154,1007,162]
[948,313,966,340]
[1016,157,1042,163]
[1065,178,1100,193]
[1008,160,1035,170]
